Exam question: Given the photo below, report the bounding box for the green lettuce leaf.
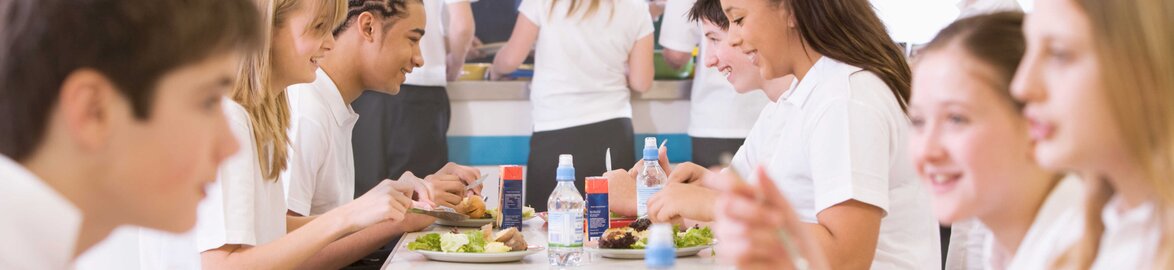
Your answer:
[406,233,441,251]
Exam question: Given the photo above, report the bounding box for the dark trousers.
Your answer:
[690,137,746,168]
[351,85,451,196]
[526,118,636,212]
[348,85,451,262]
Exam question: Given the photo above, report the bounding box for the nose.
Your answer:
[1010,49,1045,104]
[704,46,719,68]
[412,52,424,69]
[913,121,947,166]
[322,34,336,53]
[726,26,745,51]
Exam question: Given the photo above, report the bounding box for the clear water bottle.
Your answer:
[636,137,667,217]
[547,154,585,267]
[645,224,676,269]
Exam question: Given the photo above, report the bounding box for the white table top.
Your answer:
[382,218,733,270]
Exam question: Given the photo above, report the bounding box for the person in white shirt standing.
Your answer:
[492,0,655,211]
[0,0,253,268]
[659,0,768,169]
[351,0,476,199]
[283,2,483,262]
[1012,0,1174,268]
[687,0,942,268]
[910,12,1083,270]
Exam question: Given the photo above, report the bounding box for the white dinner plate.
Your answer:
[435,215,538,228]
[412,247,545,263]
[586,244,714,259]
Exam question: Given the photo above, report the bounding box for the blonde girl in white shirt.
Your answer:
[1012,0,1174,268]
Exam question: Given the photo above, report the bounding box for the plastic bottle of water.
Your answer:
[547,154,585,267]
[636,137,667,217]
[645,224,676,269]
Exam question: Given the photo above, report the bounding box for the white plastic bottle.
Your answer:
[547,154,585,266]
[636,137,667,217]
[645,224,676,269]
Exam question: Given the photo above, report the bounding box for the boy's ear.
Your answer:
[57,69,118,152]
[358,12,379,43]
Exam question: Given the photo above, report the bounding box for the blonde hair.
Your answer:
[232,0,346,180]
[548,0,615,22]
[1053,0,1174,268]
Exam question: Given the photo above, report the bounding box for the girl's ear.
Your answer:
[358,12,378,43]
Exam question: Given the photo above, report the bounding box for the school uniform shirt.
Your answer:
[736,57,941,269]
[987,176,1083,269]
[193,98,289,252]
[517,0,654,132]
[0,155,82,269]
[1090,196,1160,269]
[404,0,474,87]
[657,0,767,139]
[284,68,360,216]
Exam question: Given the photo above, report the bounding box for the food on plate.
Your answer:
[454,195,487,219]
[485,205,536,220]
[407,225,529,253]
[597,218,713,249]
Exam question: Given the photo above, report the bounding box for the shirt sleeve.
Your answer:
[196,102,262,251]
[282,114,330,216]
[657,0,701,52]
[633,1,655,40]
[806,82,894,215]
[517,0,544,27]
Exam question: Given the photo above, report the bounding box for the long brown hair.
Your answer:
[775,0,911,111]
[232,0,346,181]
[1052,0,1174,268]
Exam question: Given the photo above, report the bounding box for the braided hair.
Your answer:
[333,0,422,36]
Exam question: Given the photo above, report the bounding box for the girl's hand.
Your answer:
[647,182,718,222]
[665,162,711,184]
[706,167,831,270]
[340,180,415,231]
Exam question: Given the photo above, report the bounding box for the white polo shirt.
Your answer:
[519,0,654,132]
[735,57,940,269]
[403,0,473,87]
[1091,196,1159,269]
[657,0,767,139]
[989,176,1083,269]
[284,69,360,216]
[0,155,82,269]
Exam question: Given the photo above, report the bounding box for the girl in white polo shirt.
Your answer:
[1012,0,1174,268]
[492,0,655,211]
[681,0,941,268]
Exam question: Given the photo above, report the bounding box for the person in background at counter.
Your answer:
[909,12,1082,270]
[0,0,254,268]
[1011,0,1174,267]
[284,0,484,266]
[351,0,477,198]
[679,0,942,268]
[659,0,768,169]
[604,0,792,219]
[493,0,654,211]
